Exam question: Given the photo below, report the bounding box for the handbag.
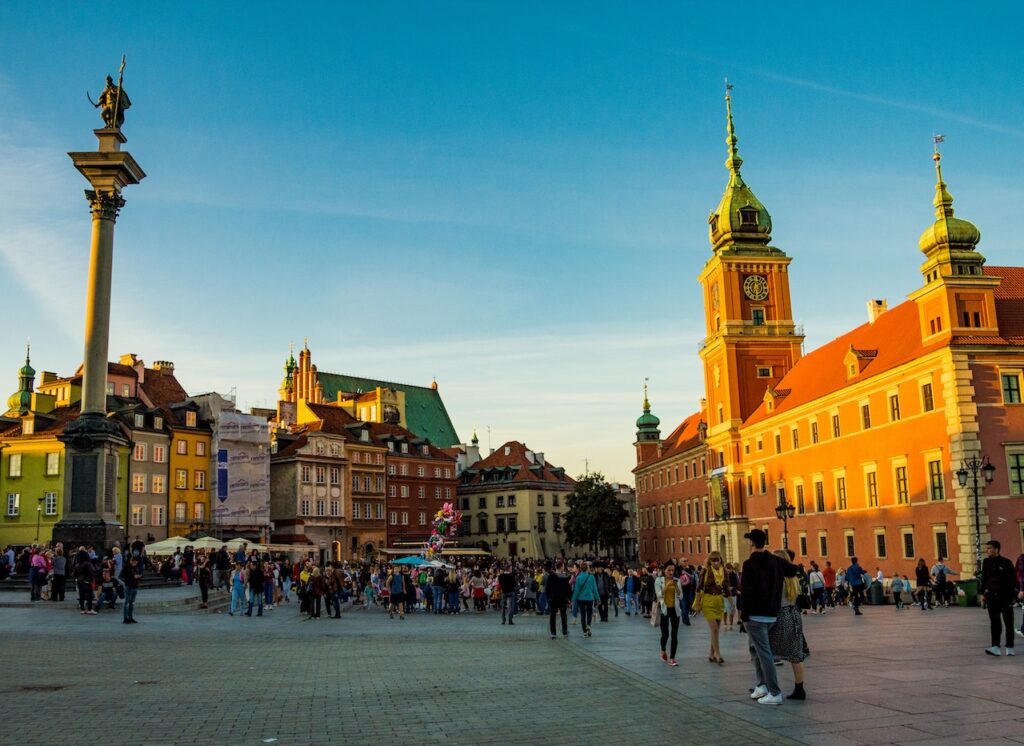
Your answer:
[650,603,660,627]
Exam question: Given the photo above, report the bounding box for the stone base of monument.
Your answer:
[52,519,126,552]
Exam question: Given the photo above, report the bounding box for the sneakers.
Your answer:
[758,692,784,705]
[668,659,679,667]
[86,610,97,615]
[1006,648,1016,656]
[985,646,1002,656]
[660,651,668,662]
[750,685,768,700]
[551,634,557,640]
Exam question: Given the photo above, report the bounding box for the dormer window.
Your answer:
[400,443,408,454]
[387,441,394,452]
[360,430,369,442]
[185,411,197,427]
[739,207,758,226]
[154,417,163,430]
[134,414,145,428]
[709,214,719,233]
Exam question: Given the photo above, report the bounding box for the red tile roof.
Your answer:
[138,369,190,425]
[0,405,82,440]
[744,265,1024,426]
[462,441,573,486]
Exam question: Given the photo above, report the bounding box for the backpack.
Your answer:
[679,571,691,587]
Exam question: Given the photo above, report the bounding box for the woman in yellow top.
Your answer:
[696,551,730,664]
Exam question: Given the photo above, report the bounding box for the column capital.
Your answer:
[84,189,126,222]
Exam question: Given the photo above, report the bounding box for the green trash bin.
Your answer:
[956,578,979,607]
[868,580,884,605]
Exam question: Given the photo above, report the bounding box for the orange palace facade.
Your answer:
[635,93,1024,577]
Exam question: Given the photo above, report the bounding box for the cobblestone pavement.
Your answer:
[1,597,1022,745]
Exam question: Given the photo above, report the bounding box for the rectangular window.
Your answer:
[330,500,340,517]
[45,452,60,476]
[758,472,766,494]
[133,443,147,461]
[774,434,782,453]
[875,531,887,558]
[151,505,165,526]
[433,467,441,478]
[895,466,909,504]
[131,505,145,526]
[388,464,396,475]
[152,446,165,464]
[301,500,310,517]
[811,421,819,444]
[364,502,371,519]
[301,465,311,483]
[496,516,506,533]
[375,476,383,492]
[418,486,425,498]
[818,533,828,557]
[134,413,145,428]
[1002,373,1022,404]
[814,481,825,512]
[889,394,901,422]
[316,500,325,517]
[193,503,205,521]
[902,530,915,559]
[866,471,878,507]
[444,468,452,478]
[537,494,544,506]
[795,484,805,515]
[791,428,799,449]
[6,492,19,516]
[1010,453,1024,495]
[934,529,948,560]
[194,470,206,490]
[832,414,841,438]
[330,467,340,486]
[44,491,57,516]
[836,477,847,510]
[388,485,396,498]
[928,460,944,501]
[154,417,163,430]
[176,469,188,490]
[401,511,408,525]
[185,411,197,427]
[508,495,516,507]
[315,466,326,485]
[122,383,130,397]
[844,532,855,558]
[353,503,361,519]
[376,504,383,519]
[399,464,408,476]
[352,475,359,491]
[196,441,206,457]
[175,502,187,521]
[132,474,146,493]
[752,308,766,326]
[922,383,934,412]
[151,475,165,494]
[400,485,409,498]
[553,495,559,507]
[176,439,187,455]
[419,511,426,525]
[497,495,505,508]
[861,404,871,429]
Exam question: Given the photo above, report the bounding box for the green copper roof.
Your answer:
[316,373,460,447]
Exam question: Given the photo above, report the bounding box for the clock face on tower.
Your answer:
[743,274,769,301]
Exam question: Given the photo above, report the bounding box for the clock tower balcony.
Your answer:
[698,321,804,353]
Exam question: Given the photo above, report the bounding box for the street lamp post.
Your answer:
[774,492,796,550]
[35,498,44,542]
[956,455,996,576]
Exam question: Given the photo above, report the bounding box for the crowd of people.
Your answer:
[4,535,1023,704]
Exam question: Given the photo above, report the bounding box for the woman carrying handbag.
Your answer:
[696,551,730,664]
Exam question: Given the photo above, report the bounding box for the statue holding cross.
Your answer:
[88,56,130,129]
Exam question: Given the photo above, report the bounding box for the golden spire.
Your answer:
[932,134,954,219]
[642,378,650,412]
[724,78,743,182]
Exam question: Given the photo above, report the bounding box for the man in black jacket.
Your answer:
[121,555,140,624]
[544,560,572,638]
[982,540,1019,656]
[594,564,612,622]
[498,564,518,625]
[741,529,798,705]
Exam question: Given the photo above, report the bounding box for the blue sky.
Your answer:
[1,2,1022,482]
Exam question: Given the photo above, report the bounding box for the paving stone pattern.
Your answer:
[1,597,1022,745]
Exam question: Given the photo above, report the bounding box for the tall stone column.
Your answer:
[54,86,145,551]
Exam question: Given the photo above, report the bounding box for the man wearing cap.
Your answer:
[741,528,798,705]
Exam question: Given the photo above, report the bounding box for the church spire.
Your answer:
[918,136,982,276]
[6,342,36,416]
[708,81,774,253]
[635,379,661,442]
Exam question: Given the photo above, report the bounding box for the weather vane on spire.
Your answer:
[725,77,734,98]
[933,133,945,160]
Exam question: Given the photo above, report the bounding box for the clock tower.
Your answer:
[698,87,804,552]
